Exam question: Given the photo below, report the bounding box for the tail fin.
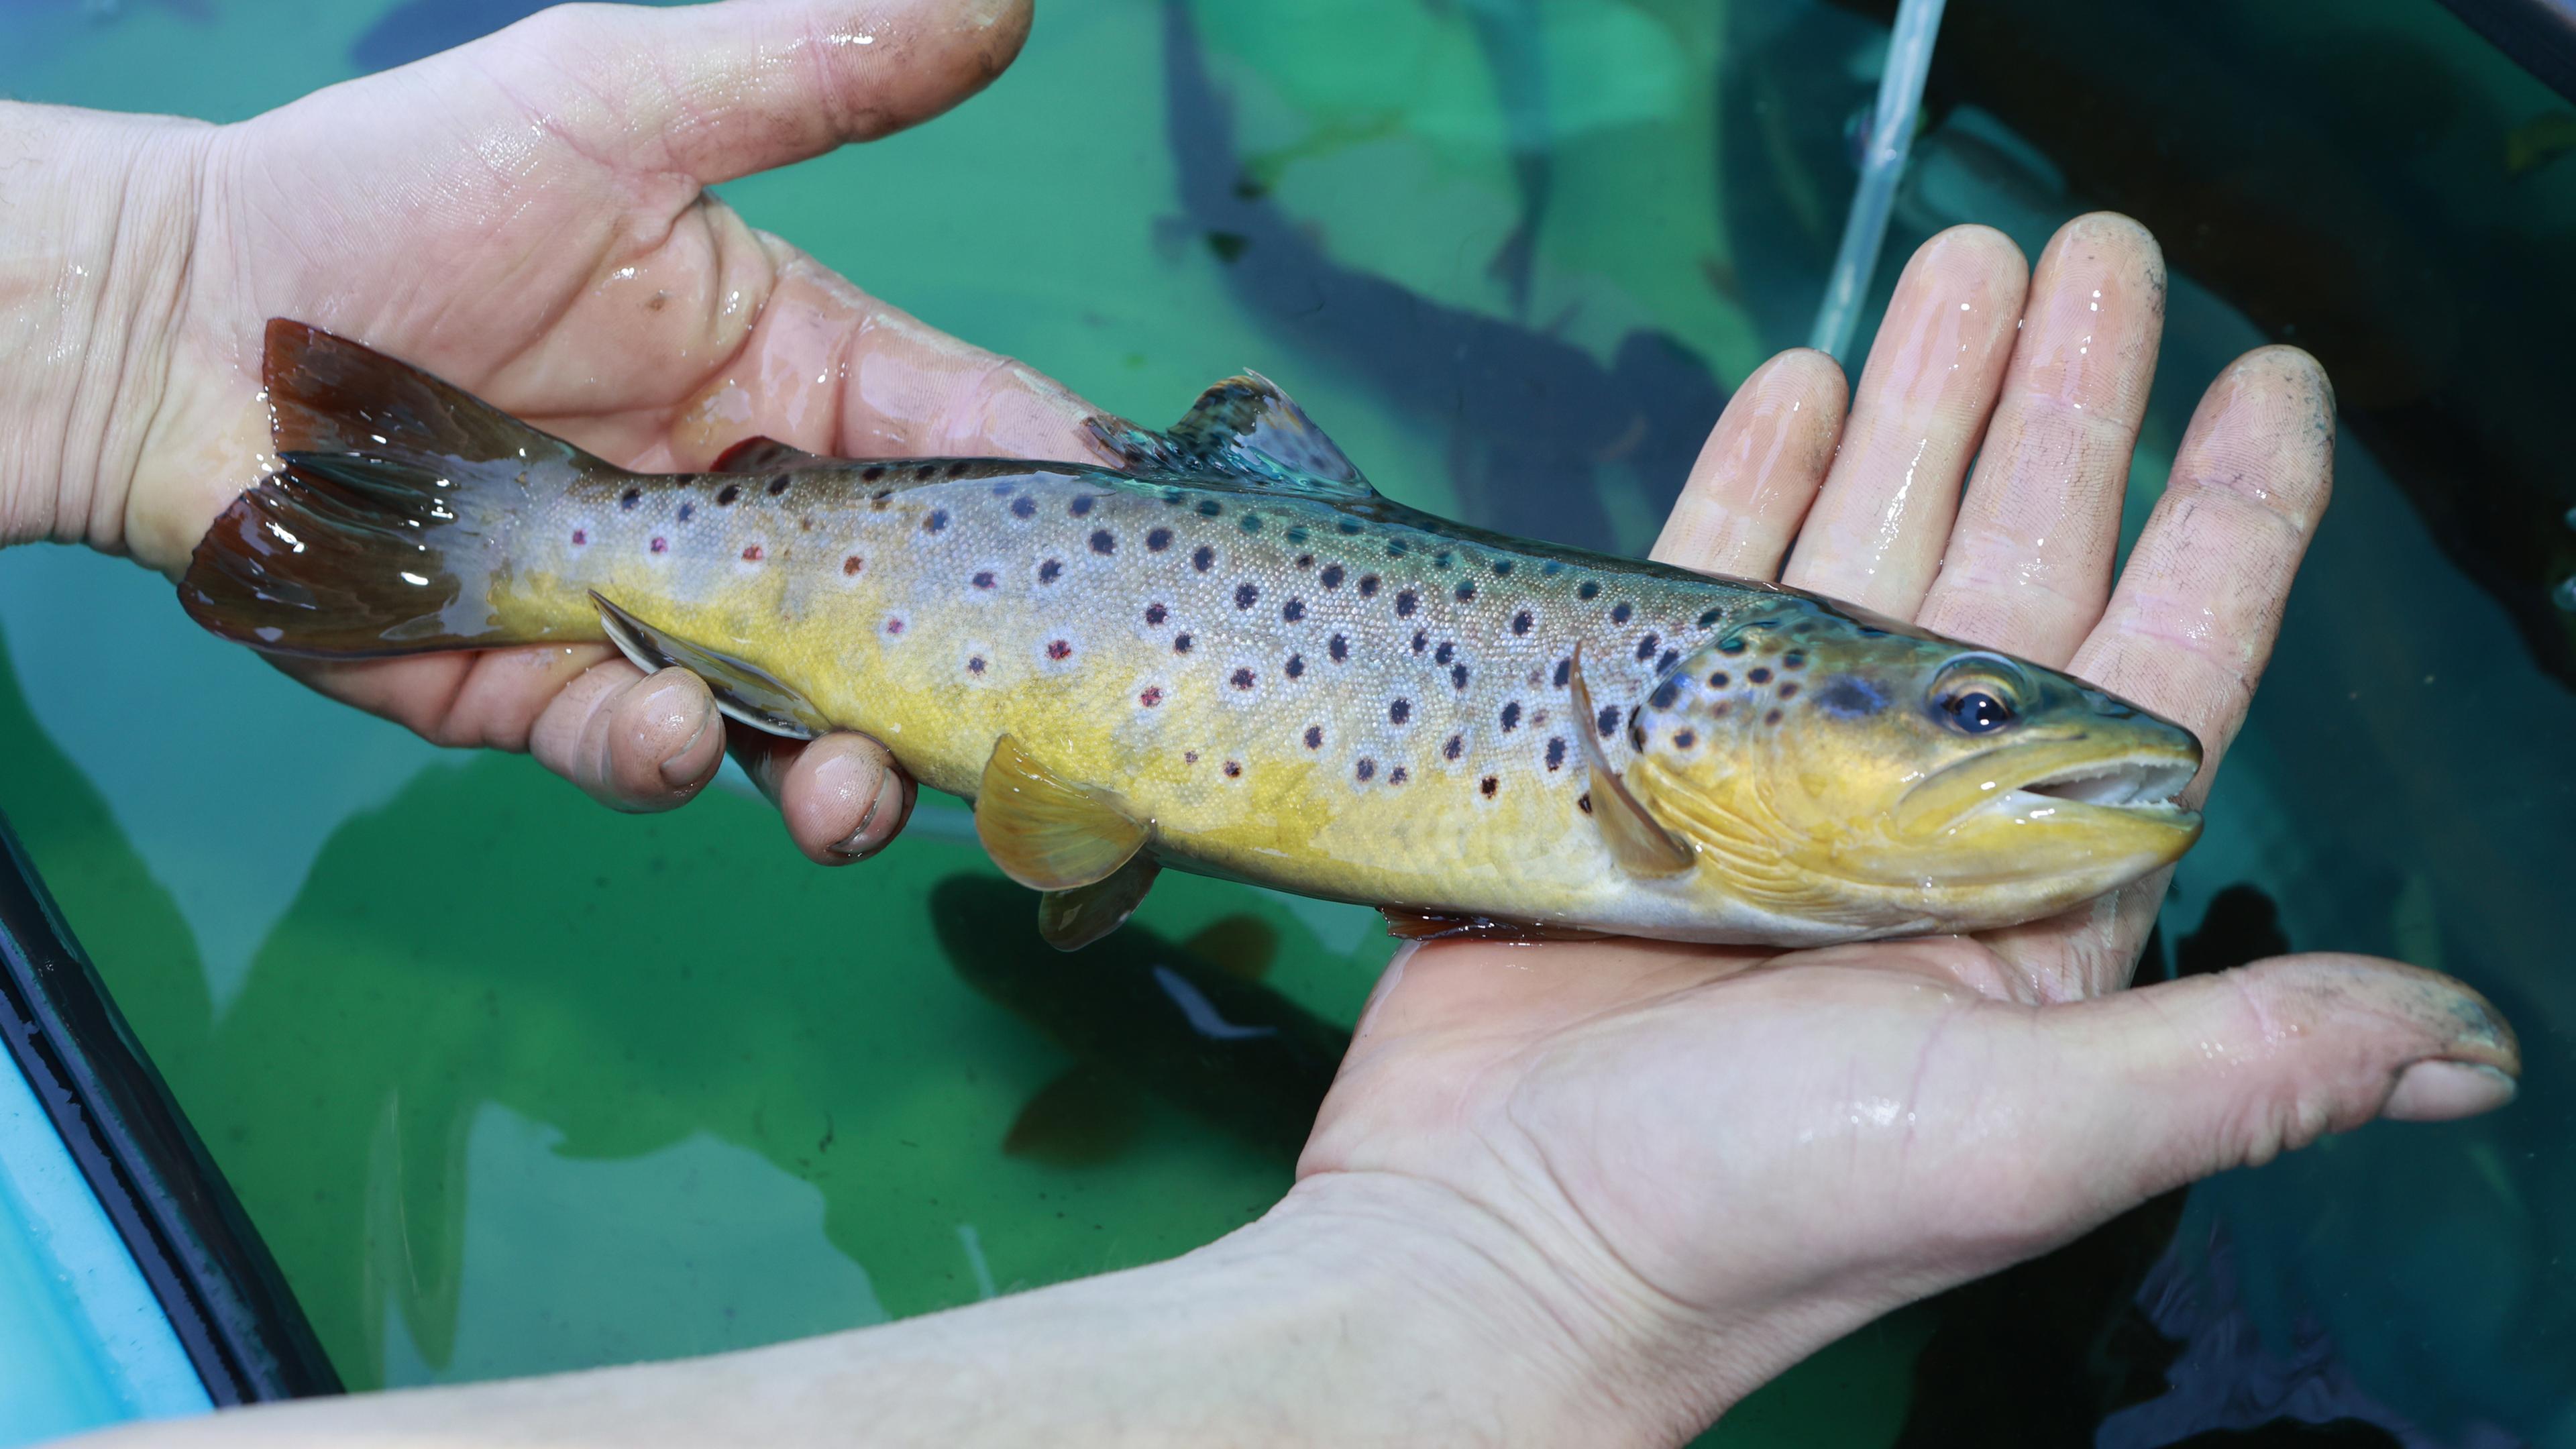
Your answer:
[180,320,616,657]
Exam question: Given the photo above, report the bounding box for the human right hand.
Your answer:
[1,0,1103,861]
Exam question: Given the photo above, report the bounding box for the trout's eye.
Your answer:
[1942,690,2015,734]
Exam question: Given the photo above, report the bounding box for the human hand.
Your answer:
[3,0,1102,859]
[1294,217,2525,1443]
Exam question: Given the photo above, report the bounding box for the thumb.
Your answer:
[2043,953,2518,1212]
[470,0,1035,186]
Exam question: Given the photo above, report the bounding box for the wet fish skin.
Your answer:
[182,321,2204,948]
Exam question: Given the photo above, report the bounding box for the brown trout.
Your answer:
[182,321,2202,950]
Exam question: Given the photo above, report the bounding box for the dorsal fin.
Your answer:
[1082,374,1371,497]
[711,435,825,473]
[1566,644,1697,879]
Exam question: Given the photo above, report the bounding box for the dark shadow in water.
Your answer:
[1157,0,1729,555]
[1819,0,2576,692]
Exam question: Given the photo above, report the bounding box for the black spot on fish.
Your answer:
[1147,527,1174,551]
[1389,699,1411,724]
[1511,610,1532,636]
[1783,650,1807,669]
[1395,590,1417,617]
[1071,496,1095,517]
[946,462,971,478]
[1765,708,1783,726]
[1224,760,1242,778]
[1434,642,1456,665]
[1285,653,1305,678]
[1596,704,1620,737]
[1649,680,1680,710]
[1778,682,1800,700]
[1443,735,1463,761]
[620,487,641,509]
[1552,659,1571,688]
[1305,726,1324,749]
[1656,649,1678,673]
[1389,766,1409,786]
[1411,631,1428,655]
[1577,580,1599,600]
[1356,758,1377,782]
[1330,634,1350,662]
[924,509,949,533]
[1434,551,1453,568]
[1197,499,1224,517]
[1493,560,1513,577]
[1358,574,1381,598]
[1709,671,1729,688]
[1610,602,1633,625]
[972,571,996,590]
[676,502,695,523]
[1455,580,1477,602]
[1545,738,1566,771]
[1481,776,1499,797]
[1235,582,1259,609]
[767,475,790,496]
[1240,514,1263,533]
[1672,729,1696,749]
[1635,633,1660,662]
[861,465,886,482]
[1090,529,1116,555]
[1749,667,1772,684]
[716,483,741,505]
[1145,602,1168,625]
[1232,667,1256,690]
[1038,559,1063,584]
[1174,633,1194,653]
[1578,794,1593,814]
[1320,564,1345,589]
[1451,664,1469,690]
[1282,599,1305,623]
[1501,701,1521,732]
[1193,546,1216,573]
[1010,496,1037,519]
[1337,518,1363,535]
[1813,676,1885,718]
[1697,608,1722,628]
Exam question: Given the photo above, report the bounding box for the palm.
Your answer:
[1299,220,2516,1405]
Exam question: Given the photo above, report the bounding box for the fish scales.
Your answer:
[182,323,2206,949]
[500,455,1750,926]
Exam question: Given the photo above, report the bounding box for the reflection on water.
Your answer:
[2,0,2572,1443]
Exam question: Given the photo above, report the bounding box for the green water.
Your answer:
[5,0,2573,1443]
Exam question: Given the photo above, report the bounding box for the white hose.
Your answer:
[1808,0,1949,361]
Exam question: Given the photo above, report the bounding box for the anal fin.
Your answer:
[1038,853,1161,951]
[976,734,1150,893]
[589,591,828,739]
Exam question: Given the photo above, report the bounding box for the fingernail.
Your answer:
[649,679,716,788]
[829,767,898,859]
[2383,1061,2518,1123]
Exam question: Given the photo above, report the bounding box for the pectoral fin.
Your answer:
[1566,643,1696,878]
[590,591,828,739]
[976,734,1150,892]
[1038,853,1161,951]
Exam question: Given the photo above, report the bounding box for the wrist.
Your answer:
[0,102,211,558]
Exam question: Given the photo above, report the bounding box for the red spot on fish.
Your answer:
[1140,687,1164,707]
[1047,639,1073,660]
[885,619,905,635]
[741,544,764,562]
[1223,760,1242,778]
[649,537,667,553]
[570,529,586,546]
[843,555,863,576]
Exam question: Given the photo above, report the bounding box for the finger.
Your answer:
[482,0,1036,186]
[1915,214,2166,667]
[1782,226,2027,616]
[529,663,727,811]
[729,727,917,863]
[1649,349,1846,580]
[2065,346,2334,798]
[2025,955,2518,1233]
[278,644,614,752]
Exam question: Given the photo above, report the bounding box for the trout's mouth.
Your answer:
[1895,737,2201,839]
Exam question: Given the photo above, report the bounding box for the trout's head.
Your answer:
[1621,597,2202,936]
